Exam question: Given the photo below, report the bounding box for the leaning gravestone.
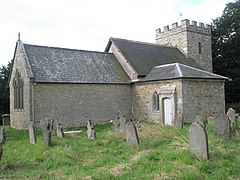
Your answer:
[119,115,127,132]
[0,128,7,161]
[125,122,139,146]
[56,122,65,138]
[214,113,231,139]
[87,120,96,140]
[227,108,238,136]
[188,116,209,160]
[29,121,36,144]
[43,118,53,147]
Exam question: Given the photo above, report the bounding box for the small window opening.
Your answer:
[198,42,202,54]
[152,92,159,111]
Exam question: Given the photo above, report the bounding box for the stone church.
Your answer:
[9,19,227,129]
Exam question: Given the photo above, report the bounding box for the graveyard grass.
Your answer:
[0,122,240,179]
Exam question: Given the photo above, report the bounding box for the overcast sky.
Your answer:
[0,0,232,66]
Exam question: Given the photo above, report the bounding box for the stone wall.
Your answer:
[9,41,33,129]
[132,80,183,124]
[155,19,212,72]
[33,83,132,127]
[182,79,225,123]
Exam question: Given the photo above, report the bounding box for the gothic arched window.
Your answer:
[13,69,24,109]
[152,91,159,111]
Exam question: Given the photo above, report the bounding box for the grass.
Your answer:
[0,122,239,179]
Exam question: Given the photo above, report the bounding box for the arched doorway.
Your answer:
[163,98,172,125]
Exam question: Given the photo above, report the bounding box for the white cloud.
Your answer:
[0,0,232,66]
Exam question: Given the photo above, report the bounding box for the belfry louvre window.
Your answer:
[152,91,159,111]
[13,69,24,109]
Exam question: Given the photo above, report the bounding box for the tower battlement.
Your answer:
[155,19,212,72]
[155,19,211,39]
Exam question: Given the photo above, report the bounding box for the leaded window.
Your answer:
[152,91,159,111]
[13,69,24,109]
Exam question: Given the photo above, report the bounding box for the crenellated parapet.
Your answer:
[155,19,211,39]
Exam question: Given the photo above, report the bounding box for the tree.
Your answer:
[212,0,240,103]
[0,61,11,116]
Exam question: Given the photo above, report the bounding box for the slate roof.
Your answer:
[138,63,228,82]
[105,38,202,76]
[23,43,130,83]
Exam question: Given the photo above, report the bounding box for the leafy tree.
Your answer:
[0,61,11,116]
[212,0,240,103]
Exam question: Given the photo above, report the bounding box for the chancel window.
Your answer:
[13,69,24,109]
[152,91,159,111]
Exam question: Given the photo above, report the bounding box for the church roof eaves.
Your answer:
[137,63,228,82]
[23,44,131,84]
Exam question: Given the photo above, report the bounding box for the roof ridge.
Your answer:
[176,63,183,77]
[23,43,113,55]
[110,37,179,49]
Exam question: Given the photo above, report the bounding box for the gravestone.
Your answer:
[56,122,65,138]
[0,128,7,161]
[133,120,142,131]
[125,122,139,146]
[87,120,96,140]
[29,121,36,144]
[188,116,209,160]
[227,108,239,136]
[119,115,127,132]
[174,111,183,128]
[214,113,231,139]
[112,118,120,131]
[207,117,214,125]
[43,118,53,147]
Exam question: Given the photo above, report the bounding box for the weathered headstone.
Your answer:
[188,116,209,160]
[29,121,36,144]
[125,122,139,146]
[56,122,65,138]
[0,128,7,144]
[214,113,231,139]
[43,118,53,147]
[0,128,7,161]
[174,111,183,128]
[207,116,214,125]
[133,120,142,131]
[87,120,96,140]
[112,118,120,131]
[227,108,238,136]
[119,115,127,132]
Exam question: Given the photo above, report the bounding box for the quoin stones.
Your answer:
[188,116,209,160]
[29,121,36,144]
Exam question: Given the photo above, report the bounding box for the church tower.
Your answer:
[155,19,212,72]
